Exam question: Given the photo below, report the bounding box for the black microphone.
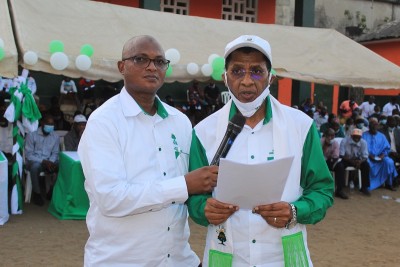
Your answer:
[210,113,246,166]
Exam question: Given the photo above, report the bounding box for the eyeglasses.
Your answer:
[228,68,267,81]
[122,56,170,71]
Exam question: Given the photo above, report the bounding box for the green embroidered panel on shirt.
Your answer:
[282,231,309,267]
[171,133,180,158]
[209,249,233,267]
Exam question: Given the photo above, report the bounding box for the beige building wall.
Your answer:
[276,0,400,34]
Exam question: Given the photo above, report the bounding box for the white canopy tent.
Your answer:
[0,0,18,78]
[6,0,400,89]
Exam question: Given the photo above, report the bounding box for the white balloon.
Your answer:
[0,38,4,48]
[186,63,199,75]
[23,51,38,65]
[75,54,92,71]
[165,48,180,65]
[201,64,213,76]
[208,54,219,65]
[50,52,69,70]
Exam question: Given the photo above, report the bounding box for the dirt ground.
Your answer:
[1,187,400,267]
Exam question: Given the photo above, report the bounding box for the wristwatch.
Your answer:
[285,203,297,229]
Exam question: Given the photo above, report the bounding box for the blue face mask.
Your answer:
[356,123,364,129]
[380,120,387,125]
[43,125,54,134]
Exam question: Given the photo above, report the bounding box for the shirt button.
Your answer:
[252,132,255,134]
[252,239,256,243]
[158,147,162,151]
[167,254,170,258]
[172,201,175,204]
[251,155,255,159]
[163,172,166,176]
[167,227,170,231]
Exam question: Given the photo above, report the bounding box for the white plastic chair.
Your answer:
[220,91,231,104]
[344,166,362,189]
[55,130,68,151]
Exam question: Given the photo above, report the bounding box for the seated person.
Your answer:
[331,120,345,138]
[321,128,347,199]
[313,106,328,130]
[343,117,354,137]
[380,116,400,165]
[354,116,369,133]
[339,128,371,196]
[64,114,87,151]
[78,78,96,110]
[204,82,221,114]
[363,117,398,191]
[60,77,80,109]
[25,115,60,206]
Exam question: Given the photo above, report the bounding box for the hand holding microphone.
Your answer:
[210,113,246,166]
[185,113,246,195]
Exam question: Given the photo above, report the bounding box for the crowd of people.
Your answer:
[298,95,400,200]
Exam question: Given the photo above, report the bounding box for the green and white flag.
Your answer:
[4,71,41,214]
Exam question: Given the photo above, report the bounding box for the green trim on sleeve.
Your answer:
[294,123,334,225]
[187,129,212,227]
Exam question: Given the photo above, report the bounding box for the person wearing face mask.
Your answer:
[339,128,371,196]
[187,35,334,266]
[363,117,398,191]
[25,114,60,206]
[354,116,368,133]
[321,128,347,199]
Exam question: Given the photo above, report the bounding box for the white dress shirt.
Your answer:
[383,102,400,116]
[78,88,199,267]
[359,101,375,118]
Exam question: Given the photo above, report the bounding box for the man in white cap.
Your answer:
[338,128,371,195]
[64,114,87,151]
[187,35,334,266]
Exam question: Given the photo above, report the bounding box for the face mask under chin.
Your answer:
[224,72,271,118]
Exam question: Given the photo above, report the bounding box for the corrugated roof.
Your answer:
[355,20,400,42]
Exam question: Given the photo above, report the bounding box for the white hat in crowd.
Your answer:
[74,114,87,123]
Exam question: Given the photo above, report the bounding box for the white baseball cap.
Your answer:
[224,35,272,67]
[74,114,87,123]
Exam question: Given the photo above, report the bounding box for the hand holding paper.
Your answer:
[214,156,294,210]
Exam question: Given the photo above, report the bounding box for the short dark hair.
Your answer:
[225,47,271,71]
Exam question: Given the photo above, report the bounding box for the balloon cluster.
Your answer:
[76,44,94,71]
[185,53,225,81]
[165,48,180,77]
[49,40,69,70]
[0,38,5,61]
[46,40,94,71]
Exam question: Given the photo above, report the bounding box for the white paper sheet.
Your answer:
[215,156,294,210]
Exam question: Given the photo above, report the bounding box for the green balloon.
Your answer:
[166,65,173,77]
[49,40,64,53]
[211,68,224,81]
[0,47,4,61]
[212,57,225,71]
[80,44,94,57]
